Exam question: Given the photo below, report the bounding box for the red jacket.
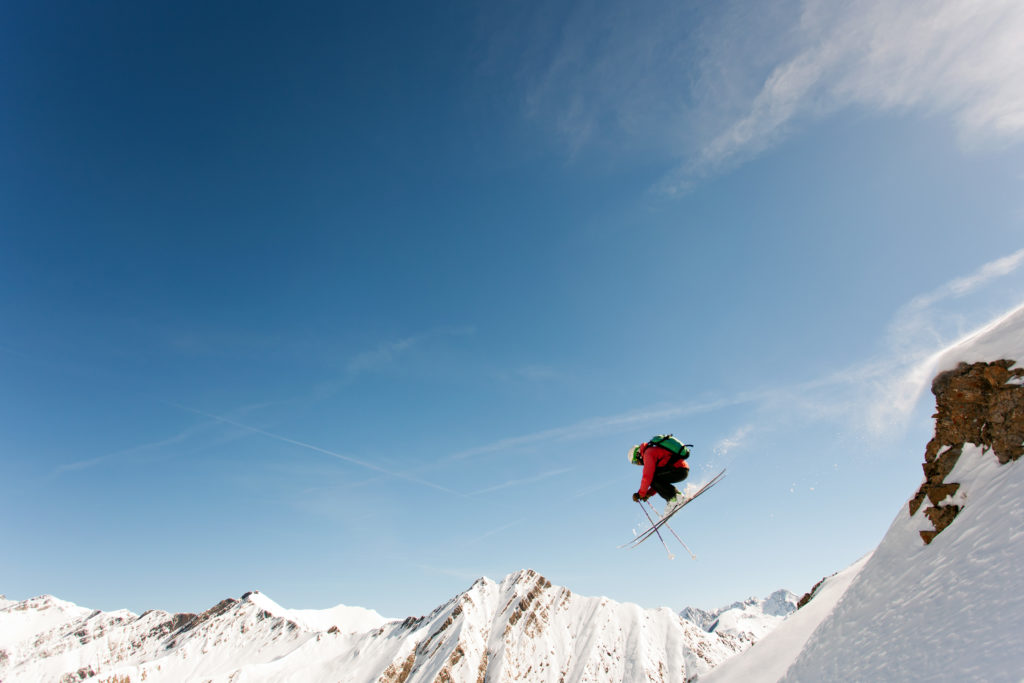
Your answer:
[637,442,689,499]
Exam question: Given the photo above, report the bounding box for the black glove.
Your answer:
[632,492,641,503]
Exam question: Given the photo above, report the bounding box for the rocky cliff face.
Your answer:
[909,360,1024,543]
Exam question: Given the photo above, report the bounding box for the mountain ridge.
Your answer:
[1,568,773,682]
[680,590,798,640]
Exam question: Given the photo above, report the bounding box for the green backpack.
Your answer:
[649,434,691,462]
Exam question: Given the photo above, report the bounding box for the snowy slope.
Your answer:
[781,446,1024,681]
[699,555,870,683]
[778,306,1024,682]
[702,304,1024,682]
[0,570,757,682]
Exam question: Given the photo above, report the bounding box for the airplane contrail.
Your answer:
[169,403,458,495]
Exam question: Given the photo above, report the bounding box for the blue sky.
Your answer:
[3,0,1024,618]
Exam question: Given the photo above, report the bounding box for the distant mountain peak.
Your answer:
[680,590,798,640]
[0,569,764,682]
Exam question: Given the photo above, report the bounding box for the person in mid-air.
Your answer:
[629,435,690,515]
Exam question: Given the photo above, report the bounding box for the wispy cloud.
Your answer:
[693,0,1024,178]
[855,249,1024,433]
[481,364,562,396]
[873,298,1024,433]
[888,247,1024,351]
[53,421,215,475]
[439,252,1024,462]
[346,326,475,375]
[510,0,1024,190]
[572,478,619,498]
[462,519,526,545]
[712,250,1024,438]
[467,467,574,496]
[447,397,739,460]
[171,404,458,495]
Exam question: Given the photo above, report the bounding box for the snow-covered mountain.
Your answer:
[681,590,798,641]
[6,313,1023,683]
[703,304,1024,682]
[1,569,769,682]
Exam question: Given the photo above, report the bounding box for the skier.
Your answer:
[629,436,690,515]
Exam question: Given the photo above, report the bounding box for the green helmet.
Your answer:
[628,444,642,466]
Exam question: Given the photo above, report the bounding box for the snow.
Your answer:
[0,595,92,651]
[932,301,1024,373]
[682,590,799,642]
[4,303,1021,682]
[699,555,870,683]
[0,570,755,682]
[243,590,391,633]
[704,446,1024,683]
[781,447,1024,681]
[704,304,1024,682]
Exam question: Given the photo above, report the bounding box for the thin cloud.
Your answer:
[860,250,1024,433]
[735,293,1024,441]
[438,254,1024,462]
[572,478,619,498]
[900,247,1024,315]
[510,0,1024,190]
[467,467,574,496]
[884,249,1024,363]
[346,326,476,375]
[785,297,1024,439]
[53,420,216,476]
[462,519,526,545]
[170,404,458,495]
[677,0,1024,187]
[514,365,559,383]
[882,299,1024,428]
[448,397,740,461]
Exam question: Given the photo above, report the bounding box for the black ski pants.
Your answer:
[650,466,689,501]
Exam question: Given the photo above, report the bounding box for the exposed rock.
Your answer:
[797,574,832,610]
[911,360,1024,543]
[170,613,197,632]
[476,650,488,683]
[177,599,237,634]
[378,649,416,683]
[929,360,1024,463]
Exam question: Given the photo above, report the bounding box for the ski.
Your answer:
[620,468,726,549]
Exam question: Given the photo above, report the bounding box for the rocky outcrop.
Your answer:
[796,574,831,609]
[910,360,1024,544]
